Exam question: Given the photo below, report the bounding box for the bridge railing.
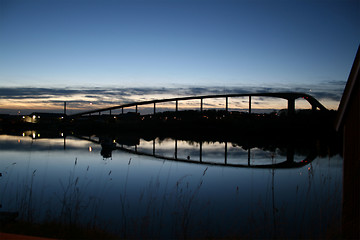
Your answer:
[69,92,327,118]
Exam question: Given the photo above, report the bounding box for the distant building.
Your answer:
[23,112,65,123]
[336,45,360,239]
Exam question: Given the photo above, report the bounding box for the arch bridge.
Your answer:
[70,92,327,118]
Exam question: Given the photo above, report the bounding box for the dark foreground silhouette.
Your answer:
[1,109,338,137]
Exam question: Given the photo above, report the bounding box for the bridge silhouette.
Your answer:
[70,92,327,117]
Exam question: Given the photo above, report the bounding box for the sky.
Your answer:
[0,0,359,114]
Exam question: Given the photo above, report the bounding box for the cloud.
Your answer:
[0,83,345,101]
[0,87,81,99]
[0,80,346,114]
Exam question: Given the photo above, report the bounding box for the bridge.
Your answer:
[69,92,327,117]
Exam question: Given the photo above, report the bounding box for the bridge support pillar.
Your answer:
[226,97,228,112]
[64,101,66,115]
[287,145,294,163]
[153,139,155,155]
[154,103,156,114]
[122,107,124,114]
[249,96,252,114]
[175,100,178,112]
[200,98,203,113]
[288,98,295,116]
[109,109,112,116]
[225,142,227,164]
[175,139,178,159]
[135,105,138,114]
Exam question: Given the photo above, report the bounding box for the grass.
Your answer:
[1,157,115,239]
[117,159,208,239]
[1,156,211,239]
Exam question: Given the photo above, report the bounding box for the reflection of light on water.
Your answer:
[0,134,343,239]
[0,135,102,151]
[18,139,20,143]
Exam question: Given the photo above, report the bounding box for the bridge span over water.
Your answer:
[70,92,327,117]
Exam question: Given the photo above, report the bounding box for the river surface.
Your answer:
[0,132,343,239]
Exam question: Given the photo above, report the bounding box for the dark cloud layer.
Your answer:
[0,84,345,100]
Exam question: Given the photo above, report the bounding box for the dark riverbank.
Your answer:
[1,109,341,160]
[1,109,338,137]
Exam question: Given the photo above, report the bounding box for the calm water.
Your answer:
[0,132,343,239]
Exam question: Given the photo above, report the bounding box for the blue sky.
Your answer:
[0,0,359,113]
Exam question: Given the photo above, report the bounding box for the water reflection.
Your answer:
[5,131,322,168]
[1,130,339,166]
[0,131,342,239]
[73,133,331,169]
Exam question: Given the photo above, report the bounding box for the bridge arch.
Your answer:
[69,92,327,118]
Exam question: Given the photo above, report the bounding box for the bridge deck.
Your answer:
[70,92,327,117]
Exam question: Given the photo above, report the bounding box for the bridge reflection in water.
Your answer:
[78,135,318,169]
[1,130,341,238]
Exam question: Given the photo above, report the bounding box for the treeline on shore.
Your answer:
[1,109,339,141]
